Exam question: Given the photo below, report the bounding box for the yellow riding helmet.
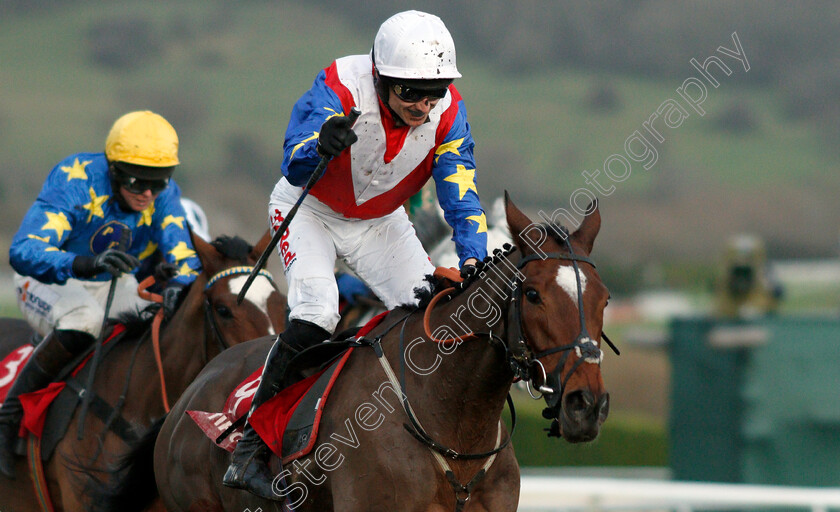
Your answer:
[105,111,180,168]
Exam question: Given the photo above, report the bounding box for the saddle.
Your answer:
[0,324,140,459]
[189,311,389,463]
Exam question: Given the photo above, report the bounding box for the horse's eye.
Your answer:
[215,305,233,319]
[524,288,541,304]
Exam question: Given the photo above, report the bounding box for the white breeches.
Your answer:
[13,272,152,338]
[269,179,435,333]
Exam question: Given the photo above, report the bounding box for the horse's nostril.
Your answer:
[563,389,594,414]
[597,393,610,421]
[599,393,609,409]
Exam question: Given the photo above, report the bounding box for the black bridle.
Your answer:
[505,239,619,436]
[393,238,617,457]
[357,240,618,511]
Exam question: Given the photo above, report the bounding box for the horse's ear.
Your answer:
[250,229,273,263]
[191,229,222,277]
[571,200,601,255]
[505,191,538,256]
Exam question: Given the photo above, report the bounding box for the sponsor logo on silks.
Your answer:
[19,280,29,302]
[271,209,297,268]
[16,281,53,316]
[90,221,132,254]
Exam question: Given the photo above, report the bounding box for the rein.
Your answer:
[422,286,477,344]
[357,310,512,512]
[137,276,171,412]
[423,242,618,438]
[361,242,616,510]
[137,266,277,412]
[400,313,516,461]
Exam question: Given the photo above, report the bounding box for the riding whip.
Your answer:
[77,228,130,439]
[237,107,361,305]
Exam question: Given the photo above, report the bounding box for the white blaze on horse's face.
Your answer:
[226,275,277,335]
[555,265,587,306]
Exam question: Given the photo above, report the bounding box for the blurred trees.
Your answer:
[86,17,162,68]
[318,0,839,125]
[7,1,838,126]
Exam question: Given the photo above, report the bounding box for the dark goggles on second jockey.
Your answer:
[392,83,448,103]
[111,162,171,194]
[119,175,169,194]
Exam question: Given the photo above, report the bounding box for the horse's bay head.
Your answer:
[505,192,610,443]
[189,229,287,344]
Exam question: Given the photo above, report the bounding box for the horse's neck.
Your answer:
[444,249,521,345]
[158,290,211,395]
[394,256,518,443]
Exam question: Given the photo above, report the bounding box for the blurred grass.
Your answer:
[777,282,840,315]
[508,389,667,467]
[0,300,21,319]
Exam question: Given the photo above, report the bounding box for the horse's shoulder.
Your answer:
[202,335,276,377]
[180,335,276,413]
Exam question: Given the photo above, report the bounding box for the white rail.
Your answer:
[519,476,840,512]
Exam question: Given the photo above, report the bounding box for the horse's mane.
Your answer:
[409,222,571,308]
[542,222,571,247]
[409,240,522,309]
[412,274,445,309]
[211,235,253,263]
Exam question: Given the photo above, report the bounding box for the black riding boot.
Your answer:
[0,329,94,479]
[223,320,329,500]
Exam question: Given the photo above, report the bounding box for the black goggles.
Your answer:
[392,83,448,103]
[116,173,170,194]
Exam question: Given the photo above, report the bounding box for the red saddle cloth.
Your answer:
[189,311,388,462]
[0,345,35,403]
[0,324,126,439]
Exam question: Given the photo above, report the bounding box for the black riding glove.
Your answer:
[154,261,179,283]
[460,264,478,281]
[162,283,186,319]
[317,115,359,158]
[72,249,140,278]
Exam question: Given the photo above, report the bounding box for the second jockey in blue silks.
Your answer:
[0,111,200,478]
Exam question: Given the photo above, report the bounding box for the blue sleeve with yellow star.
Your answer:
[431,99,488,266]
[9,154,98,283]
[281,67,346,186]
[10,153,202,286]
[147,181,201,286]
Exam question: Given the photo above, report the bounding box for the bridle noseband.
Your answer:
[504,239,618,435]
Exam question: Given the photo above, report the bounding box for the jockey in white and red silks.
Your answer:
[224,10,488,500]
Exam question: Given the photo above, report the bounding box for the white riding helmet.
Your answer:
[180,197,210,242]
[372,10,461,80]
